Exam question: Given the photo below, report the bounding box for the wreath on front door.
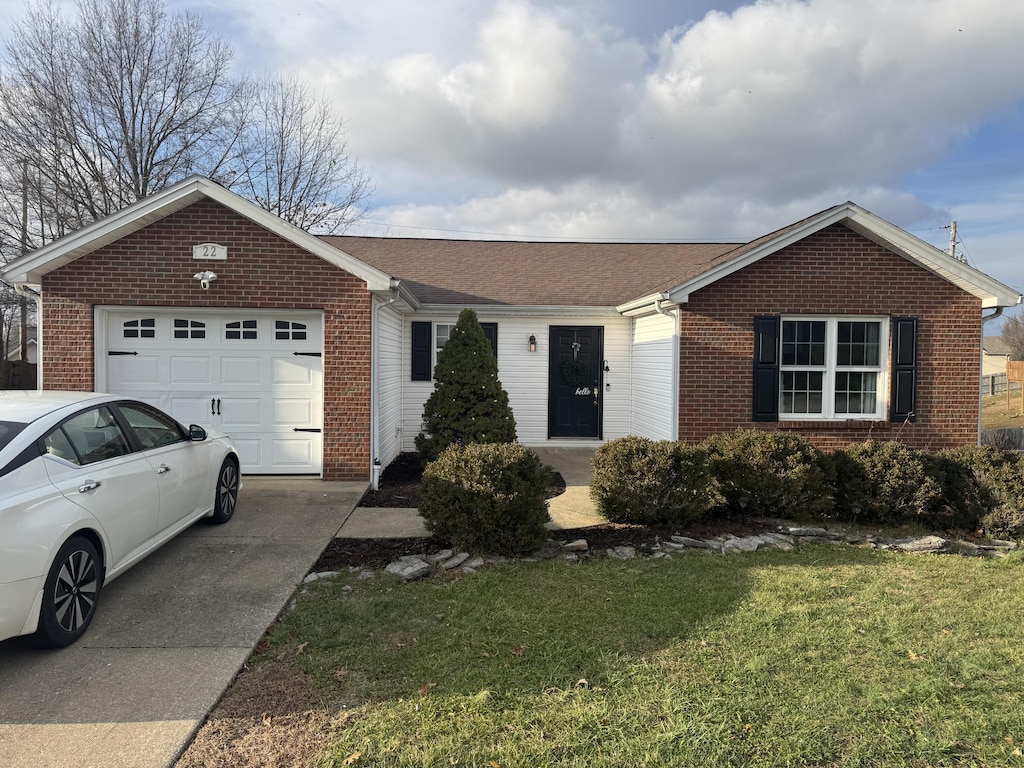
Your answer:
[561,358,590,387]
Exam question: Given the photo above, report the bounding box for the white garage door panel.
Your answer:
[104,311,323,475]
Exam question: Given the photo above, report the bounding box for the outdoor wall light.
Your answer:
[603,360,610,372]
[193,270,217,290]
[529,334,537,352]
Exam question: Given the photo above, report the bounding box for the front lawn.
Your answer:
[180,545,1024,767]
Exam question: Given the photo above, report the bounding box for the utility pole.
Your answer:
[948,220,957,260]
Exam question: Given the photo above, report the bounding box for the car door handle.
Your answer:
[156,464,171,475]
[78,481,101,493]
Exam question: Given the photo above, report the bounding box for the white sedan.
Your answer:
[0,391,240,647]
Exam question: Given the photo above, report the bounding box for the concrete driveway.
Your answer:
[0,478,364,768]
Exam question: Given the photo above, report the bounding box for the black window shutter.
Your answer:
[752,315,781,422]
[890,317,917,422]
[411,321,432,381]
[481,322,498,358]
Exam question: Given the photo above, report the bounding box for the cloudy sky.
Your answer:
[4,0,1023,301]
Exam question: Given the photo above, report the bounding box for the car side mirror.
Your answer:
[189,425,207,441]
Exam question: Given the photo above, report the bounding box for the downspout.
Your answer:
[14,282,41,389]
[980,306,1006,445]
[370,280,401,490]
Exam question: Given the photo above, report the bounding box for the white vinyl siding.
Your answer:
[376,303,404,469]
[401,313,632,450]
[629,311,678,441]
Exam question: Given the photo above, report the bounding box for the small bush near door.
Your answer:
[415,308,517,463]
[420,443,550,555]
[590,436,720,525]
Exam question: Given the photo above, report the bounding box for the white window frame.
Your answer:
[779,316,889,421]
[434,322,454,369]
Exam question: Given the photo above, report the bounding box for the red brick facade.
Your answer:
[41,199,372,481]
[678,224,982,451]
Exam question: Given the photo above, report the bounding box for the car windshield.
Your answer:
[0,421,28,450]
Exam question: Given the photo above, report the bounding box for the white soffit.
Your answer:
[1,176,394,291]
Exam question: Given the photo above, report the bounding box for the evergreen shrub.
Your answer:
[419,442,550,555]
[703,429,832,518]
[829,440,941,524]
[938,444,1024,539]
[590,436,719,525]
[415,308,516,463]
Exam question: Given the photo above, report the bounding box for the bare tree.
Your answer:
[0,0,241,247]
[1002,312,1024,361]
[0,0,371,259]
[231,73,371,232]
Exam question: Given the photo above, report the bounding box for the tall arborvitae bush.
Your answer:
[415,308,517,462]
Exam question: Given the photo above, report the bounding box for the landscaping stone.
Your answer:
[441,552,470,570]
[385,558,432,581]
[888,535,950,554]
[303,571,340,583]
[373,519,1019,582]
[671,535,715,549]
[607,546,637,560]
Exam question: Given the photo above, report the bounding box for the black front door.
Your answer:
[548,326,603,438]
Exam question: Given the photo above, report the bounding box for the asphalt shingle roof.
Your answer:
[321,236,739,307]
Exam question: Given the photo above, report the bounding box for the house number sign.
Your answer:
[193,243,227,260]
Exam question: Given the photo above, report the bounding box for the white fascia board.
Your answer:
[841,210,1023,308]
[1,175,395,291]
[665,202,1023,309]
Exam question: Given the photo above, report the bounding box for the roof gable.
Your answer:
[1,176,394,291]
[663,202,1021,310]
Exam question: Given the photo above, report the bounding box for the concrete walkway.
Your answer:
[0,478,364,768]
[339,446,602,538]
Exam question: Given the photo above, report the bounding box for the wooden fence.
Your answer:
[980,372,1023,397]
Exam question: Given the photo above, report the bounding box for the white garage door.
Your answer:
[103,309,323,474]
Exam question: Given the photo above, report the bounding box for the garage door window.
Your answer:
[174,319,206,339]
[225,320,258,340]
[123,319,155,339]
[275,320,307,340]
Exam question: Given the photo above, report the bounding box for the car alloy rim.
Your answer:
[218,463,238,517]
[54,549,98,633]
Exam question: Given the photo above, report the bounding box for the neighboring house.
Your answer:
[2,176,1020,482]
[982,335,1012,377]
[5,323,38,365]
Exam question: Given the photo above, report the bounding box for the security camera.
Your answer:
[193,270,217,290]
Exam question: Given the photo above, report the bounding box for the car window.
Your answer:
[116,403,186,450]
[0,421,27,450]
[58,406,133,465]
[44,428,80,463]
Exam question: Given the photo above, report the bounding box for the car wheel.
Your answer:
[209,458,239,524]
[35,535,102,648]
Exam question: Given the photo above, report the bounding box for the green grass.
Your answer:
[265,546,1024,767]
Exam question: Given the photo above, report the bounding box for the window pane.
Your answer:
[835,371,878,414]
[837,321,880,366]
[782,321,826,366]
[117,404,184,449]
[781,370,824,414]
[61,406,132,464]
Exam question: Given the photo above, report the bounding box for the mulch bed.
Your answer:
[314,453,777,570]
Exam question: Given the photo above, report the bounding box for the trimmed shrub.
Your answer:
[939,445,1024,539]
[415,308,517,463]
[420,442,550,555]
[590,436,719,525]
[830,440,941,524]
[703,429,832,518]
